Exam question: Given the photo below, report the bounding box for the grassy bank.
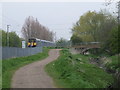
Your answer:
[105,55,120,88]
[45,49,114,88]
[2,48,49,88]
[105,55,120,72]
[0,60,1,89]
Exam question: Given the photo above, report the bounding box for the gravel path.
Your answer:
[11,49,61,88]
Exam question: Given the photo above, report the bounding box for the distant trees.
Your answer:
[9,32,21,47]
[71,11,117,42]
[1,30,21,47]
[71,10,119,55]
[56,38,71,47]
[1,30,7,47]
[21,16,54,41]
[103,25,120,55]
[70,34,82,45]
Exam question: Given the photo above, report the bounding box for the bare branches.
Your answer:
[21,16,54,41]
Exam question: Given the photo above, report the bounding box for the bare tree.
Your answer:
[21,16,54,41]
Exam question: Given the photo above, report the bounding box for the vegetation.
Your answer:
[71,10,117,42]
[70,34,82,45]
[103,25,120,55]
[71,10,119,55]
[105,55,120,73]
[56,38,71,47]
[70,5,119,87]
[0,30,1,89]
[0,60,1,89]
[105,55,120,88]
[1,30,22,47]
[2,48,49,88]
[45,49,114,88]
[21,16,54,41]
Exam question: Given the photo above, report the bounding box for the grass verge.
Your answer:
[2,47,49,88]
[105,55,120,72]
[45,49,114,88]
[0,60,1,89]
[105,55,120,88]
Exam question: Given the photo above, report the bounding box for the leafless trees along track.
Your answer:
[11,49,61,88]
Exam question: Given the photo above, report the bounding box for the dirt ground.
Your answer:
[11,49,61,88]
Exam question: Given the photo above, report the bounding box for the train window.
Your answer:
[28,39,36,42]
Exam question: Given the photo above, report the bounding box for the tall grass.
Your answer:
[105,55,120,88]
[105,55,120,72]
[0,60,2,89]
[45,49,114,88]
[2,48,49,88]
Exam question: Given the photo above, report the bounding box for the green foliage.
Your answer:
[72,11,117,42]
[105,55,120,88]
[0,30,2,46]
[103,25,120,55]
[9,32,21,47]
[45,49,114,88]
[106,55,120,72]
[1,30,21,47]
[1,30,7,46]
[71,10,119,55]
[2,48,49,88]
[56,38,70,47]
[70,34,82,45]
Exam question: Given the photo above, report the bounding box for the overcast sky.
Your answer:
[1,1,117,40]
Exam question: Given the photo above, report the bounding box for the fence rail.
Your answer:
[1,47,42,60]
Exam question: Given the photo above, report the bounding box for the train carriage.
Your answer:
[27,38,55,47]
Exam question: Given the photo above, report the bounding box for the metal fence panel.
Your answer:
[2,47,42,60]
[0,47,2,60]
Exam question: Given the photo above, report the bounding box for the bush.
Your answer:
[1,30,21,47]
[45,49,114,88]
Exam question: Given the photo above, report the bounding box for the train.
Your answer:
[27,38,55,47]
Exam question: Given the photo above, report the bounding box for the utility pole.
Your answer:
[54,32,57,47]
[54,32,57,42]
[7,25,10,47]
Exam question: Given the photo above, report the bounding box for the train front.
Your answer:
[28,38,37,47]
